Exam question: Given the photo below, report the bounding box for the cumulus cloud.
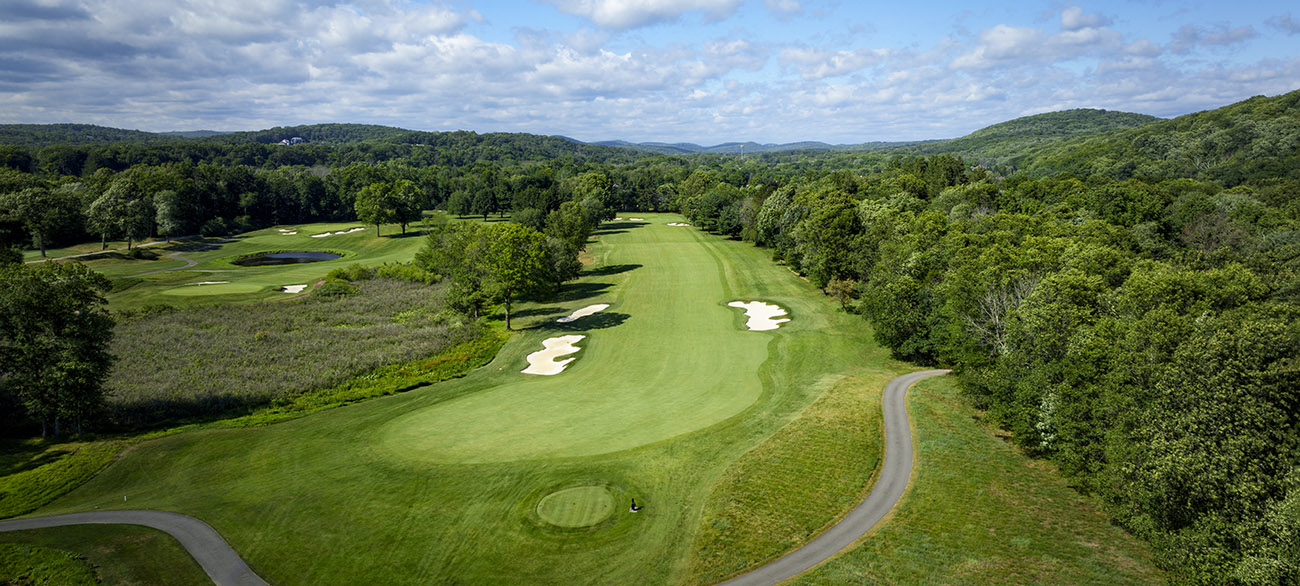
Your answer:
[1060,6,1111,31]
[0,0,1296,144]
[542,0,741,29]
[765,0,802,20]
[780,46,886,80]
[1170,23,1257,53]
[1266,13,1300,35]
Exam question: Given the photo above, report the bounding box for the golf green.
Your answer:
[536,486,616,527]
[376,218,773,463]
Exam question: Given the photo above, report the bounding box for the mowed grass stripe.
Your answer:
[375,217,770,463]
[34,213,897,585]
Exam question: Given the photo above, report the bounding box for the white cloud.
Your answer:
[541,0,741,29]
[1060,6,1111,31]
[765,0,801,20]
[779,46,886,80]
[1170,23,1257,53]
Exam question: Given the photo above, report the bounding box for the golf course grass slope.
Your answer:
[27,213,896,585]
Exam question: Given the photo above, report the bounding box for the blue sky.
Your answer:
[0,0,1297,143]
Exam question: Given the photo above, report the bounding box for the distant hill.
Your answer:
[590,139,931,154]
[0,124,174,146]
[901,109,1161,167]
[159,130,227,139]
[1014,89,1300,184]
[191,123,410,145]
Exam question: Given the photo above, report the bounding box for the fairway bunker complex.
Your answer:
[728,300,790,331]
[523,335,586,375]
[557,304,610,323]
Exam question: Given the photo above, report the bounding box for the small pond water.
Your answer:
[233,251,342,266]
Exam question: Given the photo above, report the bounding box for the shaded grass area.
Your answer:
[107,278,479,427]
[0,543,98,586]
[684,371,891,585]
[791,376,1164,585]
[0,525,208,586]
[0,442,121,519]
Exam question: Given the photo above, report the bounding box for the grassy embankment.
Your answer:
[0,525,209,586]
[20,214,891,585]
[750,376,1164,585]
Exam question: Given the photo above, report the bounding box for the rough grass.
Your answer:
[0,525,208,586]
[106,278,480,426]
[0,542,98,586]
[0,441,121,519]
[684,371,890,585]
[790,376,1164,585]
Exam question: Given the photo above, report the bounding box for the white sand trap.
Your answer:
[278,228,294,232]
[281,231,298,235]
[193,281,230,286]
[614,217,624,221]
[667,222,692,227]
[628,217,646,221]
[311,233,330,238]
[282,284,308,293]
[557,303,610,323]
[522,335,586,375]
[728,301,790,331]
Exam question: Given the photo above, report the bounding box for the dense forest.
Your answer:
[2,89,1299,585]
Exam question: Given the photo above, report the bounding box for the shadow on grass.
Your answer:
[590,229,629,236]
[544,312,630,332]
[0,434,79,476]
[554,282,613,303]
[585,263,641,277]
[511,306,567,320]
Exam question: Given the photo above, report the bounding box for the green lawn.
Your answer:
[50,222,430,310]
[0,524,209,586]
[8,214,1164,585]
[27,213,896,585]
[791,376,1164,585]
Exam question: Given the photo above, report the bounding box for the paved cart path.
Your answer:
[0,509,270,586]
[716,368,951,586]
[0,369,947,586]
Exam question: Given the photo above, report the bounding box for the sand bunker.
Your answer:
[728,301,790,331]
[281,231,298,235]
[557,304,610,323]
[282,284,308,293]
[522,335,586,375]
[311,227,365,237]
[628,217,646,221]
[613,217,624,221]
[667,222,691,227]
[193,281,229,286]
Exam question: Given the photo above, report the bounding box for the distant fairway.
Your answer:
[31,213,902,585]
[377,217,773,462]
[70,222,429,310]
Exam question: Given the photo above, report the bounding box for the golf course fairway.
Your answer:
[377,216,772,463]
[29,213,908,585]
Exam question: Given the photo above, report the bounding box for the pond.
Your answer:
[233,251,342,267]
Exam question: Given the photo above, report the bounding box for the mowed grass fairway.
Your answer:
[33,213,899,585]
[68,222,429,310]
